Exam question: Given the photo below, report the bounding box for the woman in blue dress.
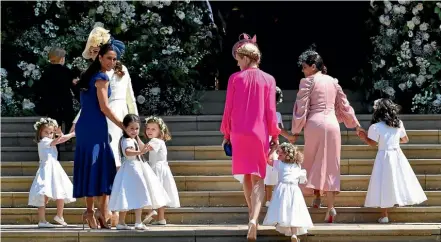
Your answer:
[74,40,125,229]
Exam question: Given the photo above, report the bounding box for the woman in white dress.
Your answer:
[29,118,76,228]
[71,26,138,226]
[263,143,313,242]
[359,98,427,223]
[109,114,170,230]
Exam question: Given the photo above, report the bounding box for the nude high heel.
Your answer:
[82,210,98,230]
[247,219,257,241]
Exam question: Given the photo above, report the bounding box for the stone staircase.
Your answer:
[1,115,441,241]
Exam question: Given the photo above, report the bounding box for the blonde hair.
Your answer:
[33,117,58,143]
[236,43,261,65]
[279,142,303,164]
[48,47,66,64]
[144,116,172,142]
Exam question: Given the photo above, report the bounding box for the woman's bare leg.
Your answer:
[242,175,252,219]
[247,174,265,240]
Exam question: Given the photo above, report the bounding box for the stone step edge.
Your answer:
[3,115,441,122]
[1,224,440,237]
[2,130,440,137]
[2,144,441,151]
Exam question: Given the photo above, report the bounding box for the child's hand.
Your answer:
[140,145,150,154]
[287,134,298,144]
[72,78,79,85]
[55,127,63,136]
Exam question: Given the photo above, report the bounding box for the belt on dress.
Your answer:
[109,98,126,102]
[378,147,400,151]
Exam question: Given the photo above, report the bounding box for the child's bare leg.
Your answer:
[381,208,388,218]
[157,207,165,221]
[118,211,127,225]
[290,227,299,241]
[38,196,49,222]
[265,185,273,202]
[135,209,143,224]
[55,199,64,218]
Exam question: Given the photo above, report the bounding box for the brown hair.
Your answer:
[48,47,66,64]
[114,61,125,78]
[34,123,58,143]
[145,116,172,142]
[279,143,304,164]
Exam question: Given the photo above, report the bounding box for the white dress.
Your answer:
[263,161,313,236]
[148,138,181,208]
[234,112,282,185]
[109,138,170,211]
[364,121,427,208]
[28,137,76,207]
[73,65,138,167]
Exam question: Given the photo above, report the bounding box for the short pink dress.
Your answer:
[292,72,360,195]
[221,68,281,179]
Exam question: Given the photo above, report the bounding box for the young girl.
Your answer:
[109,114,170,230]
[359,98,427,223]
[263,142,313,242]
[28,118,76,228]
[143,116,181,225]
[233,87,297,207]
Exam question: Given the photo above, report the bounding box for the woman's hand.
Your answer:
[221,138,230,147]
[355,126,366,136]
[287,134,298,144]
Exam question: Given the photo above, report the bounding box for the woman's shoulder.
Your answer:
[93,71,109,81]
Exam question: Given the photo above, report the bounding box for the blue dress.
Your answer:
[73,72,117,198]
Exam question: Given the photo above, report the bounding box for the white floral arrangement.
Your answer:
[33,117,58,131]
[279,142,297,162]
[359,1,441,114]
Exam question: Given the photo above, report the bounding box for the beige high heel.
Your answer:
[247,219,257,241]
[324,208,337,223]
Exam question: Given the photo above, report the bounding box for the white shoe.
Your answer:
[134,223,149,230]
[116,224,132,230]
[265,201,270,207]
[378,217,389,224]
[143,210,158,224]
[53,216,67,227]
[38,222,56,228]
[291,234,299,242]
[151,219,166,225]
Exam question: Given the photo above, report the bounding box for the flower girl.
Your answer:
[143,116,181,225]
[359,98,427,223]
[263,143,313,242]
[28,118,76,228]
[109,114,170,230]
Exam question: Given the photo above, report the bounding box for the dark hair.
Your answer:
[371,98,401,128]
[78,43,115,91]
[118,114,144,161]
[298,44,327,74]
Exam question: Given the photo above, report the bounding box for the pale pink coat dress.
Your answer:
[292,72,360,195]
[221,68,281,179]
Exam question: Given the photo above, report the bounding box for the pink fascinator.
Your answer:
[232,33,257,59]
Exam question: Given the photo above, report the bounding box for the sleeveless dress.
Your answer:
[73,72,117,198]
[28,137,76,206]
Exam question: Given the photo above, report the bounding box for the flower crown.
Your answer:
[280,142,297,162]
[33,117,58,131]
[373,98,381,110]
[145,116,166,131]
[276,86,283,104]
[298,44,319,66]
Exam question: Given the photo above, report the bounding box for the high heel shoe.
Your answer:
[246,219,257,241]
[95,209,111,229]
[82,210,98,230]
[312,198,321,208]
[324,208,337,223]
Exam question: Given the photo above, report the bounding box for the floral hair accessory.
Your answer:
[373,98,381,110]
[145,116,166,131]
[298,44,319,66]
[33,117,58,131]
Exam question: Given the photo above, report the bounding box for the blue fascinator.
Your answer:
[109,37,126,60]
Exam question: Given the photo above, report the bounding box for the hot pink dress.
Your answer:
[292,72,360,195]
[221,68,281,179]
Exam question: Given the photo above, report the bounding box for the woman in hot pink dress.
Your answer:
[221,34,280,241]
[292,48,364,223]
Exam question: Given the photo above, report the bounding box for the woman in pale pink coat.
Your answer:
[292,49,364,223]
[221,34,280,241]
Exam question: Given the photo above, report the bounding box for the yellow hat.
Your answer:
[82,26,111,59]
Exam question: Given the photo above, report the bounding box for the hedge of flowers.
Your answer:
[355,0,441,113]
[1,0,219,116]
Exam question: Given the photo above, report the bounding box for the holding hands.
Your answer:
[356,126,368,142]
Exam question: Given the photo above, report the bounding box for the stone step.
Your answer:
[3,130,439,147]
[2,207,441,225]
[2,175,440,192]
[2,224,440,242]
[2,144,441,161]
[3,191,441,208]
[2,115,441,133]
[2,159,440,177]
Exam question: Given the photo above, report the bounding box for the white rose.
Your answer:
[437,3,441,8]
[96,6,104,14]
[408,31,413,37]
[393,5,401,14]
[400,6,406,14]
[176,10,185,20]
[398,0,407,4]
[416,3,423,11]
[407,21,415,30]
[120,22,127,31]
[398,83,406,91]
[412,16,420,25]
[168,26,173,34]
[384,87,396,96]
[419,23,428,31]
[415,39,422,46]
